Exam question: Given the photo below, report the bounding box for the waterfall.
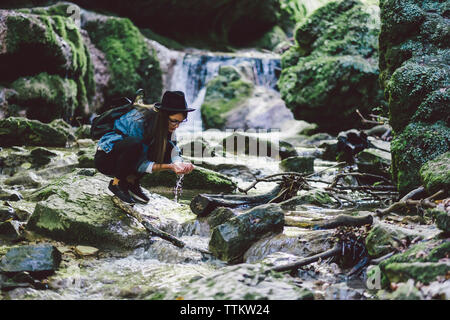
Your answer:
[167,51,281,134]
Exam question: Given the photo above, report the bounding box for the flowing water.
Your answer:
[1,49,386,300]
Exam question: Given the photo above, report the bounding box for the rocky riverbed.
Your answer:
[0,118,448,300]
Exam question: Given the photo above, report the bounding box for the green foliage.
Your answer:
[419,152,450,196]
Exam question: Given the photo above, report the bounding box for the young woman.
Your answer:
[94,90,195,203]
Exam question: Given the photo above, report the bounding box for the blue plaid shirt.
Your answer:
[97,108,182,173]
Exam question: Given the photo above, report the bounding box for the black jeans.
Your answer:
[95,137,145,181]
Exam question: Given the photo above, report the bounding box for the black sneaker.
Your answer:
[108,180,135,204]
[128,183,150,203]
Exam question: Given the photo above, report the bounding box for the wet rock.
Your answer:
[26,169,184,249]
[204,207,238,231]
[76,139,95,148]
[365,223,428,258]
[323,282,365,300]
[430,209,450,233]
[318,140,338,161]
[74,246,99,257]
[29,147,57,167]
[77,153,95,168]
[377,279,423,300]
[0,117,68,147]
[0,244,61,277]
[0,221,22,241]
[140,165,236,193]
[420,152,450,196]
[301,133,334,147]
[384,261,450,285]
[244,228,334,263]
[75,125,92,140]
[337,129,369,163]
[7,201,35,222]
[166,264,314,300]
[421,280,450,300]
[356,148,391,178]
[279,156,314,174]
[209,203,284,263]
[376,239,450,288]
[0,206,18,222]
[4,171,43,188]
[280,189,335,209]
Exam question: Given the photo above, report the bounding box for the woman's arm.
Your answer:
[151,163,174,172]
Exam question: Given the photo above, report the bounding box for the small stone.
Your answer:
[74,245,99,257]
[279,156,314,174]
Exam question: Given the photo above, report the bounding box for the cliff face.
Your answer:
[379,0,450,194]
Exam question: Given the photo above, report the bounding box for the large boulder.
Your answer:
[140,166,236,193]
[0,117,68,147]
[0,7,95,122]
[379,0,450,195]
[278,0,383,133]
[208,203,284,263]
[82,12,162,110]
[26,169,191,249]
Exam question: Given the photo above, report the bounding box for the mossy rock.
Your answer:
[83,16,162,107]
[221,132,295,160]
[201,66,254,130]
[365,224,424,258]
[26,170,186,249]
[0,9,95,120]
[391,121,450,195]
[384,262,450,284]
[386,58,449,133]
[278,0,382,133]
[373,239,450,288]
[427,208,450,233]
[279,156,314,174]
[419,152,450,196]
[280,189,335,209]
[140,166,236,193]
[356,148,391,178]
[209,203,284,263]
[0,117,68,147]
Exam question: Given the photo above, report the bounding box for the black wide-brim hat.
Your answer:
[154,91,196,112]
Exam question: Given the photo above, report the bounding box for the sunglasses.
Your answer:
[168,118,187,125]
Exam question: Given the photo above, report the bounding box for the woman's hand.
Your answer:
[171,162,195,174]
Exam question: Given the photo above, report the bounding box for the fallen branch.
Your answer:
[112,196,211,255]
[285,214,373,230]
[329,172,392,188]
[271,244,342,273]
[356,109,385,125]
[376,189,444,217]
[369,251,396,265]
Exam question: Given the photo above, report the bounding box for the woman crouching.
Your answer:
[94,91,195,203]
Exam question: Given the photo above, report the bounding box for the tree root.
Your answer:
[271,244,342,273]
[375,189,444,218]
[285,214,373,230]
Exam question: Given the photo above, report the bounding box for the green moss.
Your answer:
[84,17,162,104]
[419,152,450,196]
[384,262,450,284]
[10,72,78,122]
[279,54,381,133]
[3,11,95,121]
[391,121,450,195]
[201,66,254,130]
[387,60,449,133]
